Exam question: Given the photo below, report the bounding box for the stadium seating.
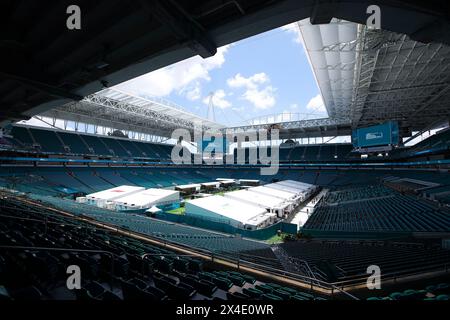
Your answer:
[277,144,354,162]
[0,137,10,147]
[1,165,449,300]
[279,240,450,283]
[435,193,450,206]
[99,137,130,157]
[367,282,450,300]
[320,185,393,204]
[0,166,220,195]
[7,123,450,166]
[95,169,137,186]
[57,132,92,155]
[39,169,94,194]
[10,126,34,146]
[28,193,281,266]
[303,185,450,233]
[2,165,450,201]
[132,141,160,159]
[303,189,450,233]
[5,125,177,161]
[121,140,146,158]
[407,128,450,157]
[28,128,66,154]
[278,147,291,161]
[233,143,354,163]
[117,171,158,188]
[0,194,325,301]
[80,135,113,156]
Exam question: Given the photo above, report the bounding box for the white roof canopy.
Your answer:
[225,189,290,209]
[186,195,268,226]
[86,185,144,201]
[114,188,179,207]
[39,88,224,138]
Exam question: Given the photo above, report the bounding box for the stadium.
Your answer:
[0,0,450,305]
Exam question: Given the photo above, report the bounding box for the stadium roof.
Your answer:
[228,18,450,139]
[299,19,450,132]
[2,0,449,133]
[349,26,450,131]
[37,19,449,140]
[38,88,224,137]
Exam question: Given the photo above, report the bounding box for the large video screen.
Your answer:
[201,136,228,154]
[352,121,399,148]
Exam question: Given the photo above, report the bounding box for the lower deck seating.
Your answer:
[29,194,282,270]
[367,282,450,300]
[303,184,450,233]
[0,194,321,301]
[279,240,450,283]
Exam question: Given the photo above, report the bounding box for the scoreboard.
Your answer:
[352,121,399,148]
[201,136,228,154]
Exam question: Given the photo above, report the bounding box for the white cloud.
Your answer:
[243,86,276,110]
[232,106,244,112]
[202,89,232,109]
[281,22,303,44]
[226,73,276,110]
[306,94,326,113]
[183,82,201,101]
[227,73,269,89]
[115,45,230,98]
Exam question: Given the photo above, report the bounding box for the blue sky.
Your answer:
[116,22,328,127]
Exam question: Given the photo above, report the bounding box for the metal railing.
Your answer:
[330,262,450,290]
[10,192,449,301]
[129,232,361,300]
[31,207,360,299]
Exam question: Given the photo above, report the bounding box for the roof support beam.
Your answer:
[139,0,217,58]
[402,119,449,144]
[0,71,84,101]
[310,0,336,25]
[407,84,450,120]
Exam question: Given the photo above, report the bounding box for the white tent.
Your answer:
[185,195,271,230]
[86,185,145,207]
[114,188,180,211]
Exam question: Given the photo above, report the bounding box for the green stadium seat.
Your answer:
[227,275,245,286]
[261,293,283,301]
[255,284,273,294]
[212,276,233,291]
[227,292,251,300]
[242,287,264,298]
[274,289,291,300]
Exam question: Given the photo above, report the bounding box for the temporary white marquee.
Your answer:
[185,180,318,228]
[185,195,271,230]
[224,189,291,217]
[114,188,180,211]
[85,185,145,207]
